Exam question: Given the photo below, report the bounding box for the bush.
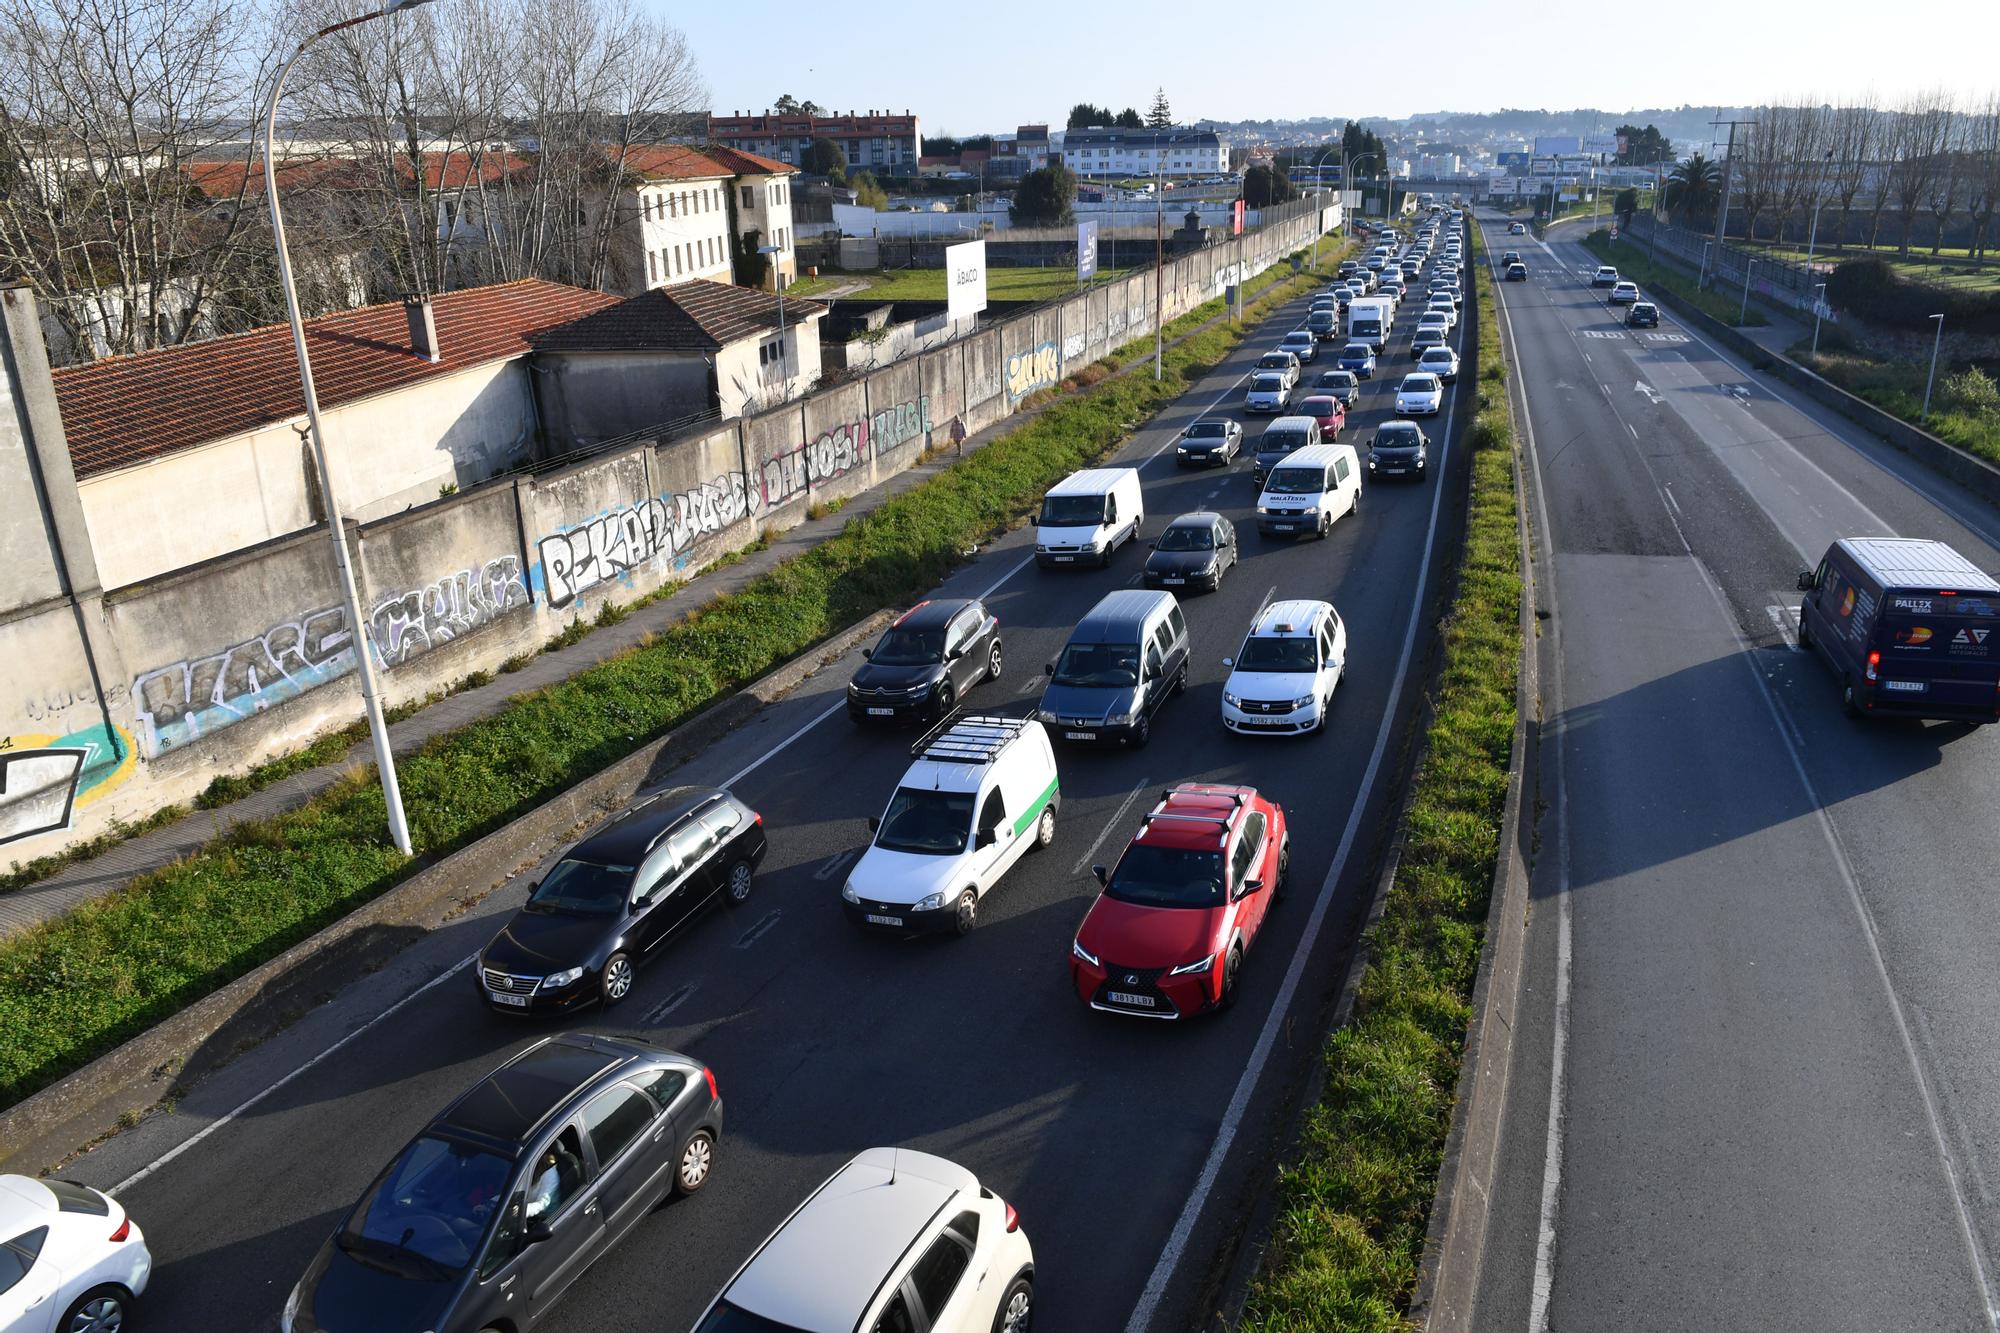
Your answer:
[1826,257,2000,335]
[1946,366,2000,416]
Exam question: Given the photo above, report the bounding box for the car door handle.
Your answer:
[585,1199,600,1215]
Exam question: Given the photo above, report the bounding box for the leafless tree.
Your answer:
[1826,97,1881,250]
[1770,100,1829,247]
[1888,90,1955,256]
[1964,92,2000,261]
[1925,113,1966,256]
[1733,112,1778,242]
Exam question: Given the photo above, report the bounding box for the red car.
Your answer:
[1295,395,1346,441]
[1070,783,1290,1018]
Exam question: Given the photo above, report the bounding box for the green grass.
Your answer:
[789,265,1137,304]
[1795,345,2000,468]
[0,243,1349,1112]
[1242,221,1523,1329]
[1743,240,2000,289]
[1580,228,1769,327]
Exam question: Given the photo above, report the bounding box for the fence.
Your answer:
[1622,212,1827,316]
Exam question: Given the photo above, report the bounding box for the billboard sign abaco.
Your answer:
[947,240,988,321]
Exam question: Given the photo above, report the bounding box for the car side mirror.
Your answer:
[1091,864,1109,886]
[1044,662,1055,676]
[862,647,872,660]
[948,644,966,660]
[977,826,998,849]
[868,815,881,834]
[1796,571,1817,592]
[1245,877,1265,895]
[1221,656,1234,668]
[525,1219,553,1245]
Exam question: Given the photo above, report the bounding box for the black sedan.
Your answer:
[1175,418,1243,467]
[846,597,1003,723]
[1143,512,1238,593]
[1312,369,1362,409]
[284,1034,724,1333]
[478,786,766,1013]
[1626,301,1661,328]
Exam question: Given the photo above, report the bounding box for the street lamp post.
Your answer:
[1812,281,1827,356]
[1309,146,1342,270]
[1922,313,1946,423]
[1699,239,1713,288]
[264,0,436,856]
[1740,258,1757,325]
[1804,148,1835,270]
[1152,130,1199,382]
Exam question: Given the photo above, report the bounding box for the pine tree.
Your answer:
[1146,88,1173,130]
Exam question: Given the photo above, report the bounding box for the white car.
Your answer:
[1416,311,1451,338]
[1221,599,1348,736]
[1245,372,1293,413]
[1418,345,1461,383]
[1396,372,1445,416]
[692,1148,1036,1333]
[1424,298,1457,330]
[1279,330,1319,364]
[1592,265,1619,288]
[0,1175,151,1333]
[1609,280,1641,305]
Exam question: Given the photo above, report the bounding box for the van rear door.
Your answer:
[1872,590,2000,714]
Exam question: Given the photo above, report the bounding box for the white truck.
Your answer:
[1346,296,1394,354]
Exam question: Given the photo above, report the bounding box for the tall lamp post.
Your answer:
[1152,130,1201,381]
[264,0,436,856]
[1812,281,1828,356]
[1309,146,1340,269]
[1740,258,1757,325]
[1803,147,1835,270]
[1922,313,1946,423]
[1347,152,1378,226]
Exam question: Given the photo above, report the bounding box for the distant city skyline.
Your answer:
[667,0,1998,138]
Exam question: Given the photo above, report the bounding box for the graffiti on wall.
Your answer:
[538,471,760,609]
[1,722,139,844]
[1006,342,1061,402]
[132,607,354,758]
[1062,330,1088,364]
[371,556,530,666]
[758,395,933,509]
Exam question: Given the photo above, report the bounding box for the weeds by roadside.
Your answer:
[1796,345,2000,468]
[1581,228,1769,327]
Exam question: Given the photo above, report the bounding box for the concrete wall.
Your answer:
[537,351,715,450]
[2,199,1334,872]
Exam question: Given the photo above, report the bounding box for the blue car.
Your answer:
[1337,342,1376,380]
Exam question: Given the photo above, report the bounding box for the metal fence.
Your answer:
[1621,212,1826,316]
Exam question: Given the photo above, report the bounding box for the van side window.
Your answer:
[977,789,1007,838]
[1334,456,1351,483]
[1104,494,1117,523]
[1167,606,1187,642]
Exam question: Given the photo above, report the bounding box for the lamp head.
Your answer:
[379,0,437,13]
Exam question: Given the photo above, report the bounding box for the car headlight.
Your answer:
[1035,543,1050,553]
[1200,559,1218,575]
[1088,535,1108,550]
[1072,939,1101,968]
[282,1284,301,1333]
[1106,711,1138,727]
[1368,458,1378,470]
[1292,695,1317,711]
[1167,952,1216,978]
[545,966,585,988]
[1223,691,1242,707]
[912,892,946,913]
[841,881,860,904]
[1034,707,1058,723]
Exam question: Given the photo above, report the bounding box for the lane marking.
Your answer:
[643,980,699,1025]
[732,908,784,950]
[811,849,858,881]
[1070,778,1153,879]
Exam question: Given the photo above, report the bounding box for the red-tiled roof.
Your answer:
[54,279,620,478]
[697,145,795,177]
[619,143,794,183]
[187,151,536,200]
[531,279,824,355]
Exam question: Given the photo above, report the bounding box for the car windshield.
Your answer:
[875,787,974,856]
[1322,373,1356,388]
[1300,397,1338,417]
[1265,467,1324,495]
[1251,374,1284,391]
[526,859,634,916]
[1157,524,1215,552]
[1236,636,1320,672]
[1107,845,1227,909]
[1402,376,1439,393]
[1052,641,1140,688]
[339,1136,511,1279]
[1342,346,1370,360]
[1039,494,1106,525]
[1284,334,1311,344]
[1376,425,1422,449]
[869,625,945,667]
[1422,352,1453,366]
[1183,420,1229,439]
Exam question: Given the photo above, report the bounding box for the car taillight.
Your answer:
[1004,1199,1021,1233]
[109,1216,130,1242]
[1866,650,1880,682]
[704,1066,719,1100]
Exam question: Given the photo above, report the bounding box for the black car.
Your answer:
[1626,301,1660,328]
[479,786,766,1013]
[285,1034,724,1333]
[1144,512,1238,593]
[847,597,1003,722]
[1505,262,1528,282]
[1176,418,1242,467]
[1367,420,1430,481]
[1313,369,1361,408]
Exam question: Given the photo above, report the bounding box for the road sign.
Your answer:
[1291,255,1303,274]
[1610,226,1619,240]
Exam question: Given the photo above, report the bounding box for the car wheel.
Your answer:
[1172,665,1188,697]
[1216,948,1243,1012]
[1797,607,1813,650]
[61,1286,131,1333]
[987,639,1005,682]
[675,1129,716,1195]
[993,1276,1035,1333]
[1034,803,1058,849]
[934,681,956,721]
[601,951,635,1006]
[1277,841,1292,899]
[953,888,979,936]
[1129,713,1152,748]
[724,859,754,908]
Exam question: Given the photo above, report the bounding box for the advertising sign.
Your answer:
[1076,220,1099,281]
[1232,199,1246,235]
[1496,151,1531,169]
[1530,157,1558,175]
[946,240,987,321]
[1534,135,1581,157]
[1582,134,1623,157]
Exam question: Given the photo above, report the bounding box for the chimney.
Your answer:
[403,294,441,363]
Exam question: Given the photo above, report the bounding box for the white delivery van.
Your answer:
[1255,443,1362,539]
[1035,466,1145,568]
[1347,297,1393,353]
[841,715,1061,935]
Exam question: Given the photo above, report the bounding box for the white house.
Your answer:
[1061,128,1228,179]
[615,145,799,297]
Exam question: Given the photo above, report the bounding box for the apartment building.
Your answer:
[615,145,798,297]
[707,110,921,177]
[1061,128,1228,179]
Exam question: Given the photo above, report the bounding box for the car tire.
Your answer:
[601,951,635,1006]
[1797,607,1813,650]
[1033,804,1057,850]
[987,639,1005,682]
[723,859,754,908]
[1129,713,1152,748]
[1172,665,1188,697]
[59,1286,130,1333]
[1217,947,1243,1012]
[953,887,979,936]
[674,1128,717,1196]
[993,1275,1035,1333]
[1276,841,1292,900]
[934,681,956,722]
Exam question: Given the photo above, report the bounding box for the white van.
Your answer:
[842,715,1060,935]
[1255,442,1362,539]
[1035,467,1144,567]
[1347,297,1393,353]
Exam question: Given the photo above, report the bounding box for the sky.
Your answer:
[667,0,2000,135]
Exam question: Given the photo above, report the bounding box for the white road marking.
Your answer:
[1634,380,1662,405]
[1071,778,1153,879]
[1766,604,1801,649]
[112,951,480,1193]
[732,908,784,950]
[811,849,858,881]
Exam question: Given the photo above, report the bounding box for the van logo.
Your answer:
[1840,587,1856,617]
[1955,628,1991,645]
[1897,626,1933,646]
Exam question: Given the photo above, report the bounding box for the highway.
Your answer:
[1470,212,2000,1331]
[56,236,1474,1332]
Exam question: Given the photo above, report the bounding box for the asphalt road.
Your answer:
[1470,212,2000,1331]
[61,234,1477,1333]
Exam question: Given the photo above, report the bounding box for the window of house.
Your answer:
[648,251,657,282]
[742,185,753,208]
[674,245,683,275]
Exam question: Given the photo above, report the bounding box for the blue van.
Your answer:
[1796,537,2000,722]
[1036,589,1189,747]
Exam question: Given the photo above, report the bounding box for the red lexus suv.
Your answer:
[1069,783,1290,1019]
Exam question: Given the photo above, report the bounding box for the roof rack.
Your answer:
[910,713,1030,764]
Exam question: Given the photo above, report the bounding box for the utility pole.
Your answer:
[1708,114,1757,290]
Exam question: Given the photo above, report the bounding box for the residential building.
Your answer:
[1061,128,1228,179]
[614,145,799,297]
[997,125,1051,168]
[708,110,921,177]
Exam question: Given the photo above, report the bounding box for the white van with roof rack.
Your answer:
[841,715,1060,935]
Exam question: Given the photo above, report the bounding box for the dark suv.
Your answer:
[847,598,1003,723]
[284,1034,724,1333]
[479,786,766,1013]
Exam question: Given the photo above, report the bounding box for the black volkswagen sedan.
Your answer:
[478,786,765,1013]
[1144,512,1237,593]
[282,1034,723,1333]
[845,597,1003,724]
[1175,418,1242,467]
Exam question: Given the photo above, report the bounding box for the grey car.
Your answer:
[848,597,1004,724]
[1143,512,1238,593]
[1176,418,1242,467]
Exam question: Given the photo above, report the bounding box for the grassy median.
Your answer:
[1580,228,1769,327]
[1241,225,1523,1329]
[0,242,1350,1110]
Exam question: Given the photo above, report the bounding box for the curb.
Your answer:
[0,608,895,1176]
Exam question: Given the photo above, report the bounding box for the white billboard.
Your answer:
[1534,135,1581,157]
[1582,134,1623,157]
[1076,220,1098,282]
[1530,157,1558,175]
[946,240,987,321]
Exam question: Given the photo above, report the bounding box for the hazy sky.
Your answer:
[672,0,2000,134]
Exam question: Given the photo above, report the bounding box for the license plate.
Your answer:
[1106,991,1156,1008]
[866,913,905,926]
[489,992,528,1007]
[1883,680,1926,692]
[1053,555,1074,563]
[1164,577,1185,585]
[1272,523,1296,532]
[1064,731,1097,741]
[867,707,894,716]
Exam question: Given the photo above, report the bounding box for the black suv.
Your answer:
[285,1034,724,1333]
[1626,301,1660,328]
[846,598,1003,723]
[479,786,766,1013]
